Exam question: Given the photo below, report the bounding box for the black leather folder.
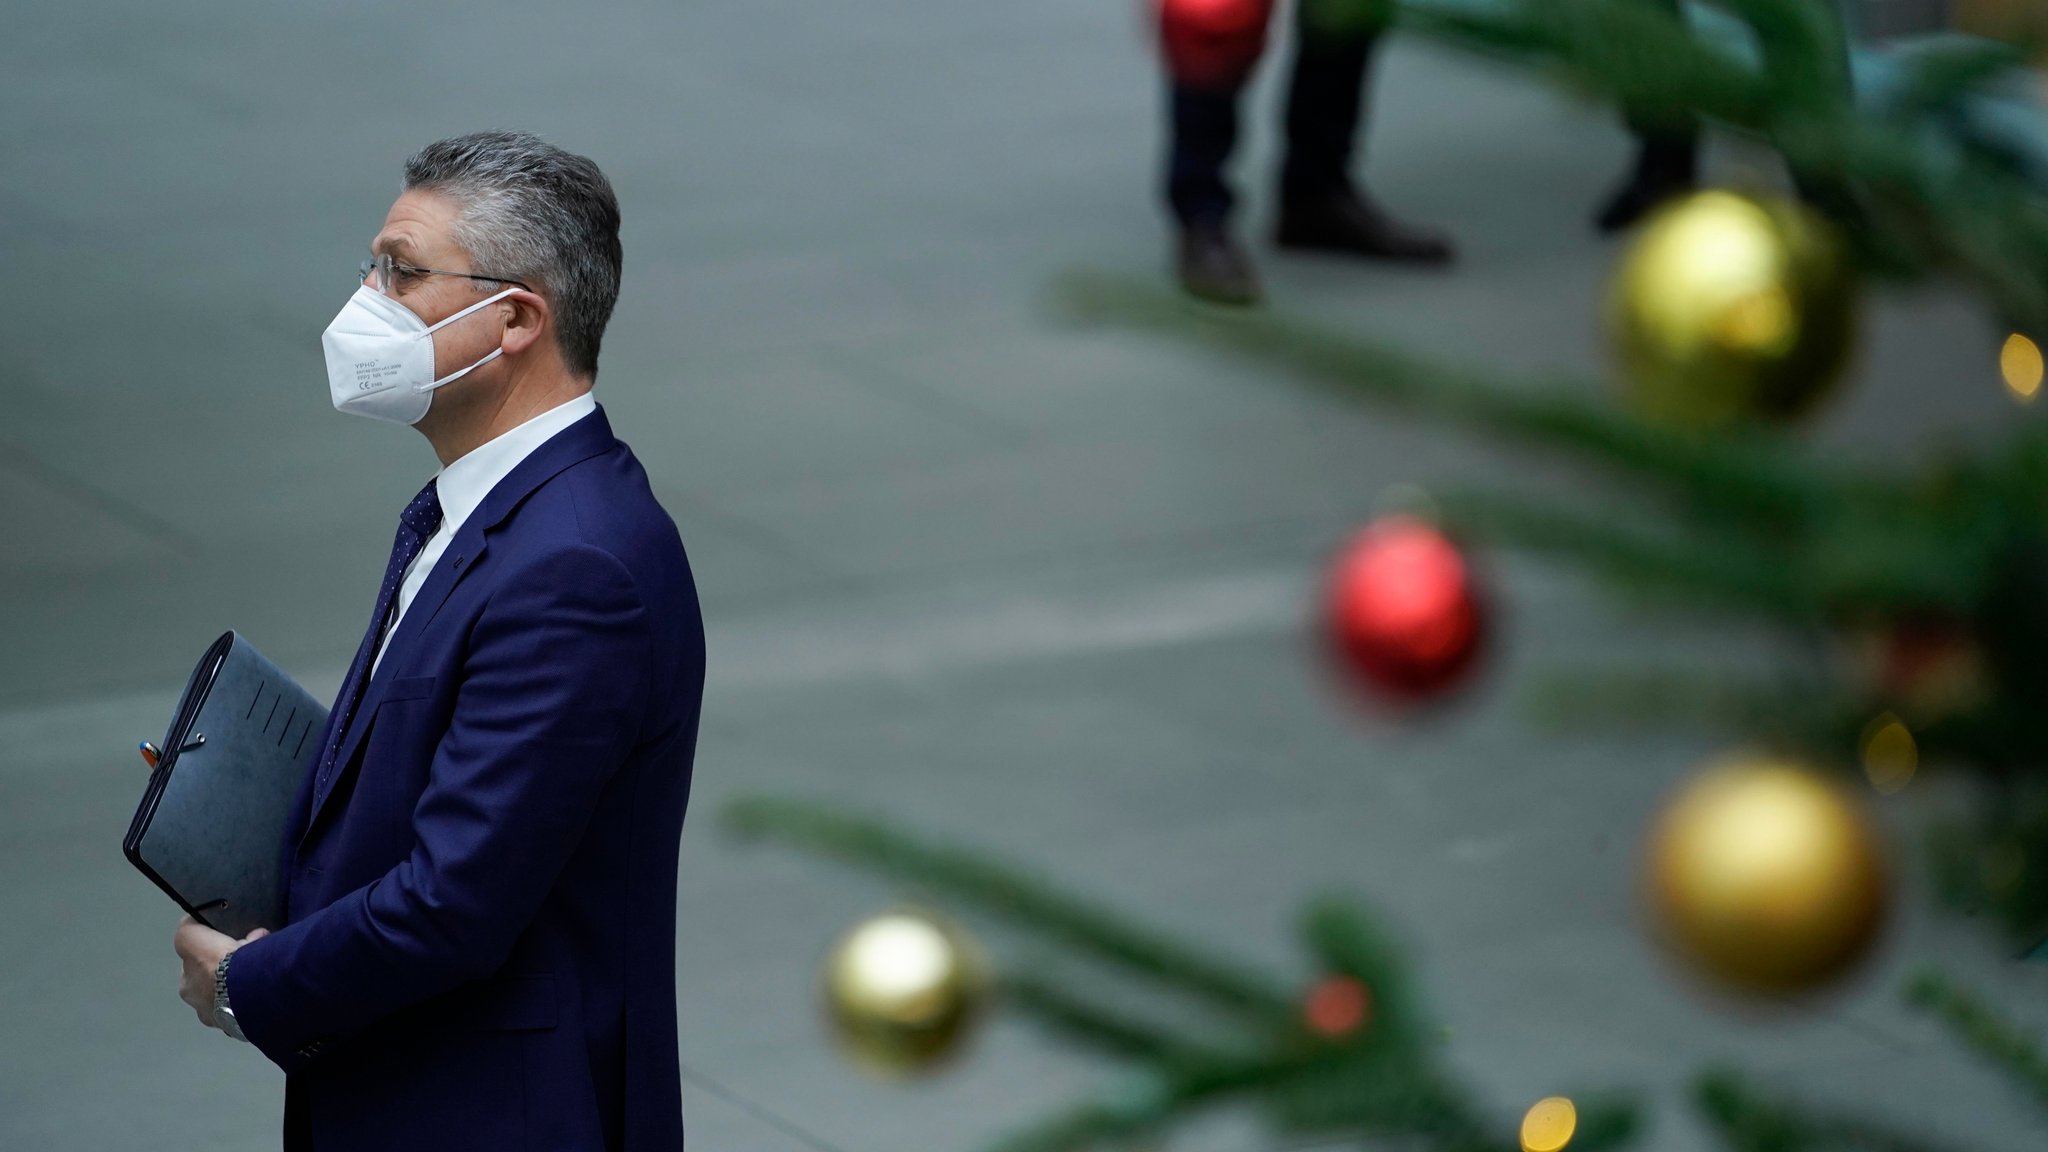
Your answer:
[123,631,327,939]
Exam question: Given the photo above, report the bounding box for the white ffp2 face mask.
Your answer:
[322,284,520,425]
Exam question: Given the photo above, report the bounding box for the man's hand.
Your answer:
[174,914,269,1029]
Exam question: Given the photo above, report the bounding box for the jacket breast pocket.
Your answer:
[380,675,438,705]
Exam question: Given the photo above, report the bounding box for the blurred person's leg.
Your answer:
[1167,83,1263,303]
[1167,84,1243,229]
[1273,0,1454,263]
[1595,0,1701,233]
[1159,0,1278,304]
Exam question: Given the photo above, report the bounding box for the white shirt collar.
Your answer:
[432,392,599,534]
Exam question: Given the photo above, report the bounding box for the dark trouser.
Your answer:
[1166,5,1378,228]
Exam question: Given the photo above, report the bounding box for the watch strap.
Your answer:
[213,951,248,1042]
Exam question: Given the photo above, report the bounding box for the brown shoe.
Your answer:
[1274,187,1455,264]
[1175,222,1262,306]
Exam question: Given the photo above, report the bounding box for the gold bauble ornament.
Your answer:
[1643,753,1889,994]
[1606,188,1858,429]
[820,907,993,1077]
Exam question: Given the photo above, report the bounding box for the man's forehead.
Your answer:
[371,190,463,260]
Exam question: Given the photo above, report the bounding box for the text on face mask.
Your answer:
[354,361,404,390]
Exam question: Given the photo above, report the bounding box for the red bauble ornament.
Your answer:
[1324,516,1486,703]
[1154,0,1274,87]
[1302,975,1373,1038]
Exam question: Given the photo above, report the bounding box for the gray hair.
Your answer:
[401,131,622,379]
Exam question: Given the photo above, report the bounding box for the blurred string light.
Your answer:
[1520,1096,1577,1152]
[2001,333,2043,402]
[1859,711,1918,795]
[1302,974,1374,1037]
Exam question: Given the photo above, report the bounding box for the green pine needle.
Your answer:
[1694,1068,1966,1152]
[721,795,1295,1022]
[1905,969,2048,1113]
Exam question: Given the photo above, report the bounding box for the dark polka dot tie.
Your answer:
[314,479,444,802]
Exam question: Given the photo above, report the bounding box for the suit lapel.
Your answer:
[297,404,620,847]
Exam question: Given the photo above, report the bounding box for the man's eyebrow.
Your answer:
[371,235,420,262]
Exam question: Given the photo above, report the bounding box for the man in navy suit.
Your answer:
[173,131,706,1152]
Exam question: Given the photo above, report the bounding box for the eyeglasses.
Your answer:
[358,252,533,297]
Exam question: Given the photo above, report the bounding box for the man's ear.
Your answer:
[499,291,549,358]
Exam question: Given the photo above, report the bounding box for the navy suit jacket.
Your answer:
[227,403,705,1152]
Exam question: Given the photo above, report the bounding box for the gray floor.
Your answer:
[3,2,2044,1149]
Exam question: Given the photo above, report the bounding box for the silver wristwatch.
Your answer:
[214,952,248,1043]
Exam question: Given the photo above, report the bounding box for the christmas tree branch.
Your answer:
[1521,665,1854,745]
[1434,488,1821,619]
[1924,787,2048,946]
[1538,1100,1641,1152]
[979,1051,1312,1152]
[1887,38,2038,121]
[1521,646,2048,783]
[1904,969,2048,1113]
[1000,969,1237,1063]
[722,795,1296,1024]
[1057,276,2005,625]
[978,1104,1133,1152]
[1298,895,1446,1047]
[1053,271,1833,525]
[1694,1069,1966,1152]
[731,796,1641,1152]
[1388,0,2048,330]
[1395,0,1769,128]
[993,969,1531,1152]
